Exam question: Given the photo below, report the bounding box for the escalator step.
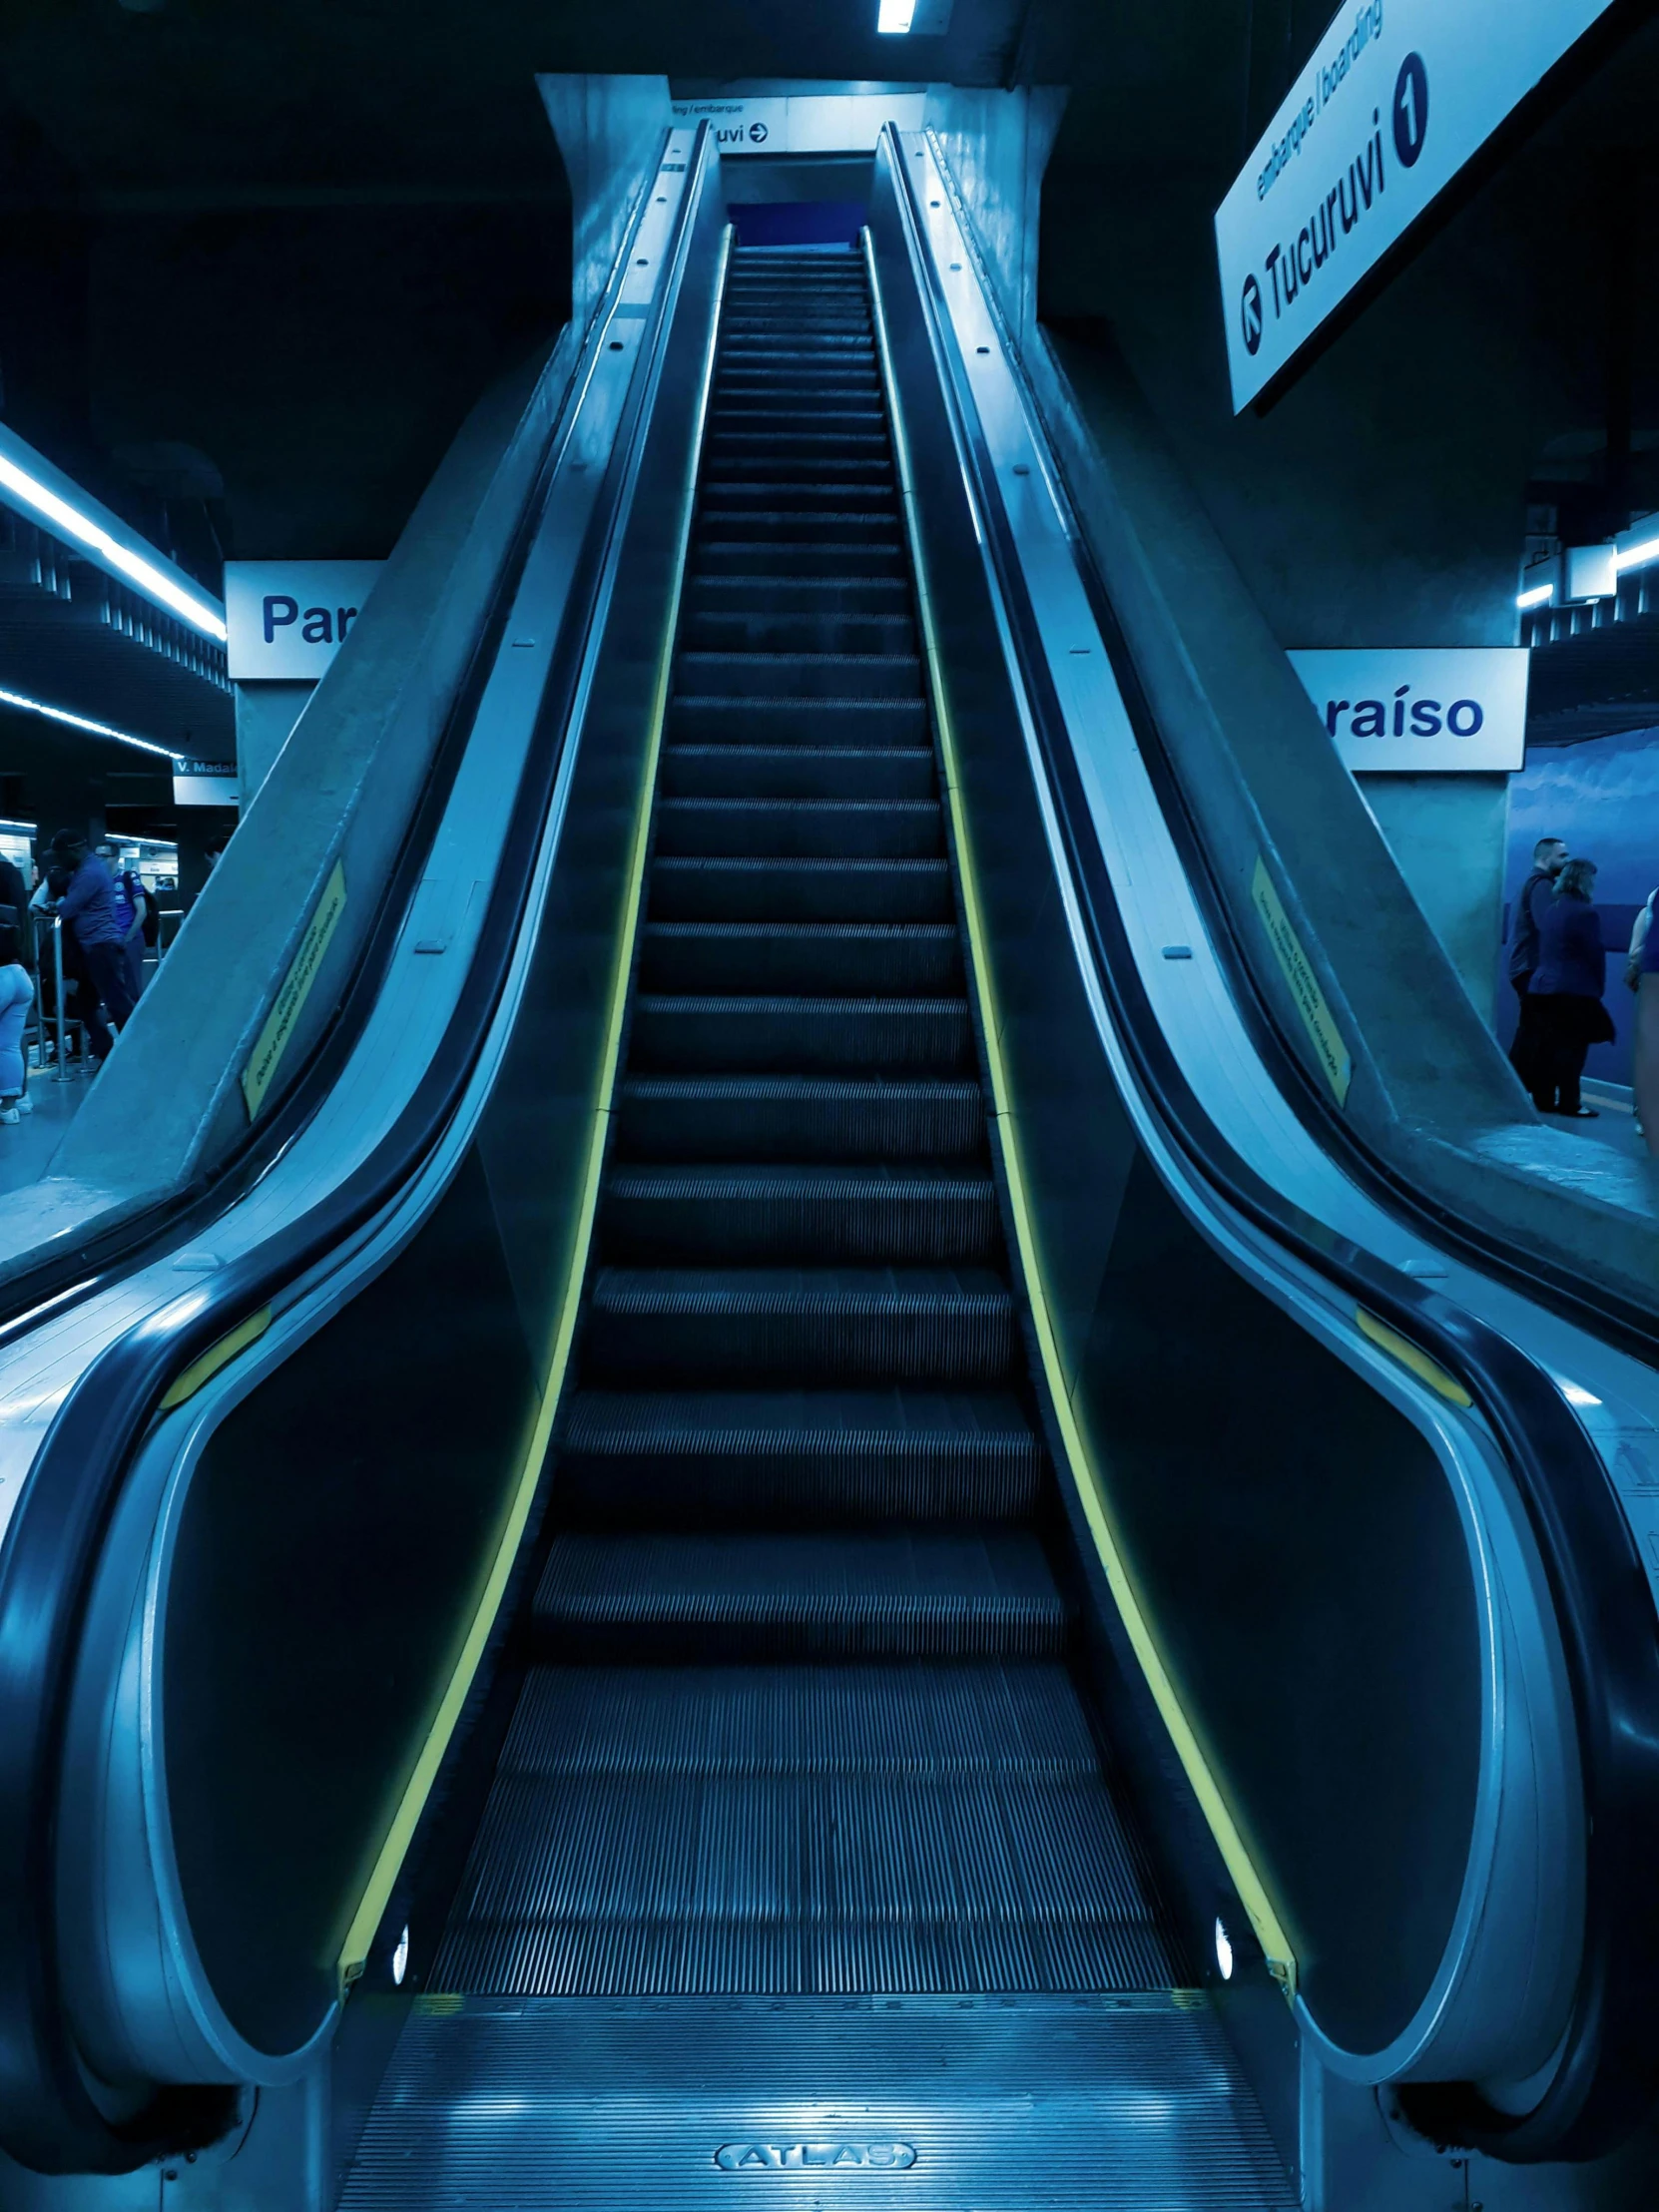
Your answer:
[583,1267,1014,1387]
[696,462,892,497]
[696,538,906,579]
[700,483,895,516]
[673,656,921,706]
[434,1902,1176,2003]
[438,1764,1169,1995]
[714,374,881,398]
[659,747,936,804]
[497,1661,1102,1775]
[627,996,972,1075]
[639,920,960,993]
[705,433,891,463]
[697,513,903,548]
[654,797,939,857]
[531,1528,1065,1658]
[557,1391,1039,1523]
[613,1074,987,1162]
[667,695,928,746]
[649,855,951,923]
[682,610,912,655]
[600,1163,997,1262]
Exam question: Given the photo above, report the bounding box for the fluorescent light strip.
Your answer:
[1516,582,1554,609]
[878,0,917,28]
[0,685,180,762]
[1615,534,1659,573]
[0,454,227,643]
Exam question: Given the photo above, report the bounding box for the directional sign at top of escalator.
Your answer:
[670,92,926,157]
[1215,0,1619,411]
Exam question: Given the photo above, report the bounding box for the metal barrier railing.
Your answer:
[30,914,84,1083]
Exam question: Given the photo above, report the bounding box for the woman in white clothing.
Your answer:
[0,918,34,1124]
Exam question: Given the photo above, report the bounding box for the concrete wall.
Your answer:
[1357,774,1509,1028]
[923,85,1067,355]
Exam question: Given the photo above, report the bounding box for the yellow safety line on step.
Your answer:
[335,224,735,1993]
[862,225,1299,2002]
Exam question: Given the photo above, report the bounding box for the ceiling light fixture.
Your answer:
[0,685,180,762]
[877,0,917,30]
[0,439,226,643]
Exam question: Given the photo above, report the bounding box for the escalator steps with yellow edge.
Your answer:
[432,242,1170,1995]
[339,244,1293,2212]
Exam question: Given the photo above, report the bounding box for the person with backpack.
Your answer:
[97,843,150,1002]
[46,830,133,1067]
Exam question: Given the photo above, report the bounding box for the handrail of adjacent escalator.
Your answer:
[0,122,718,2178]
[882,126,1659,2162]
[0,157,678,1346]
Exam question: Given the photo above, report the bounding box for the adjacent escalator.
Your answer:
[339,245,1291,2206]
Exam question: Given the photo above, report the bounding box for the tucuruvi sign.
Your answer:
[225,561,385,681]
[1215,0,1618,411]
[1289,647,1528,772]
[670,92,926,157]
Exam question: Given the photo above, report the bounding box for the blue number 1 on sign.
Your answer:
[1392,52,1428,169]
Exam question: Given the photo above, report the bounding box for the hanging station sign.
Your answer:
[1289,646,1529,772]
[669,92,926,157]
[1215,0,1619,411]
[225,561,384,681]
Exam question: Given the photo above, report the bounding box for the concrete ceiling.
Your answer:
[0,0,1041,203]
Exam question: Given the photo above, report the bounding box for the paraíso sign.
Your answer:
[1288,648,1528,772]
[226,560,385,681]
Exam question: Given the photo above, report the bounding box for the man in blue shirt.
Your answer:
[49,830,136,1064]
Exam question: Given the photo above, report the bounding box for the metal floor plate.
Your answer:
[338,1993,1294,2209]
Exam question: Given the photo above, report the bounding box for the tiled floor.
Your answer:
[1561,1079,1648,1161]
[0,1063,89,1200]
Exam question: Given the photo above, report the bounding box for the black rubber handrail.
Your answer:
[0,123,716,2176]
[888,129,1659,2162]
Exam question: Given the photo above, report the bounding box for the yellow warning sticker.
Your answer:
[1251,856,1352,1107]
[241,859,347,1121]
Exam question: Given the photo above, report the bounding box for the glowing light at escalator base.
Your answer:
[1215,1918,1235,1981]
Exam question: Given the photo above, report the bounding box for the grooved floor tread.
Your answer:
[340,1997,1294,2209]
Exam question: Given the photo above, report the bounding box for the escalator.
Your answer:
[2,117,1658,2212]
[339,242,1290,2205]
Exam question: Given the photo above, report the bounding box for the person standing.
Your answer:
[0,916,32,1125]
[1507,835,1569,1091]
[1636,915,1659,1158]
[97,843,149,1004]
[0,848,34,1112]
[1528,857,1612,1119]
[49,830,135,1066]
